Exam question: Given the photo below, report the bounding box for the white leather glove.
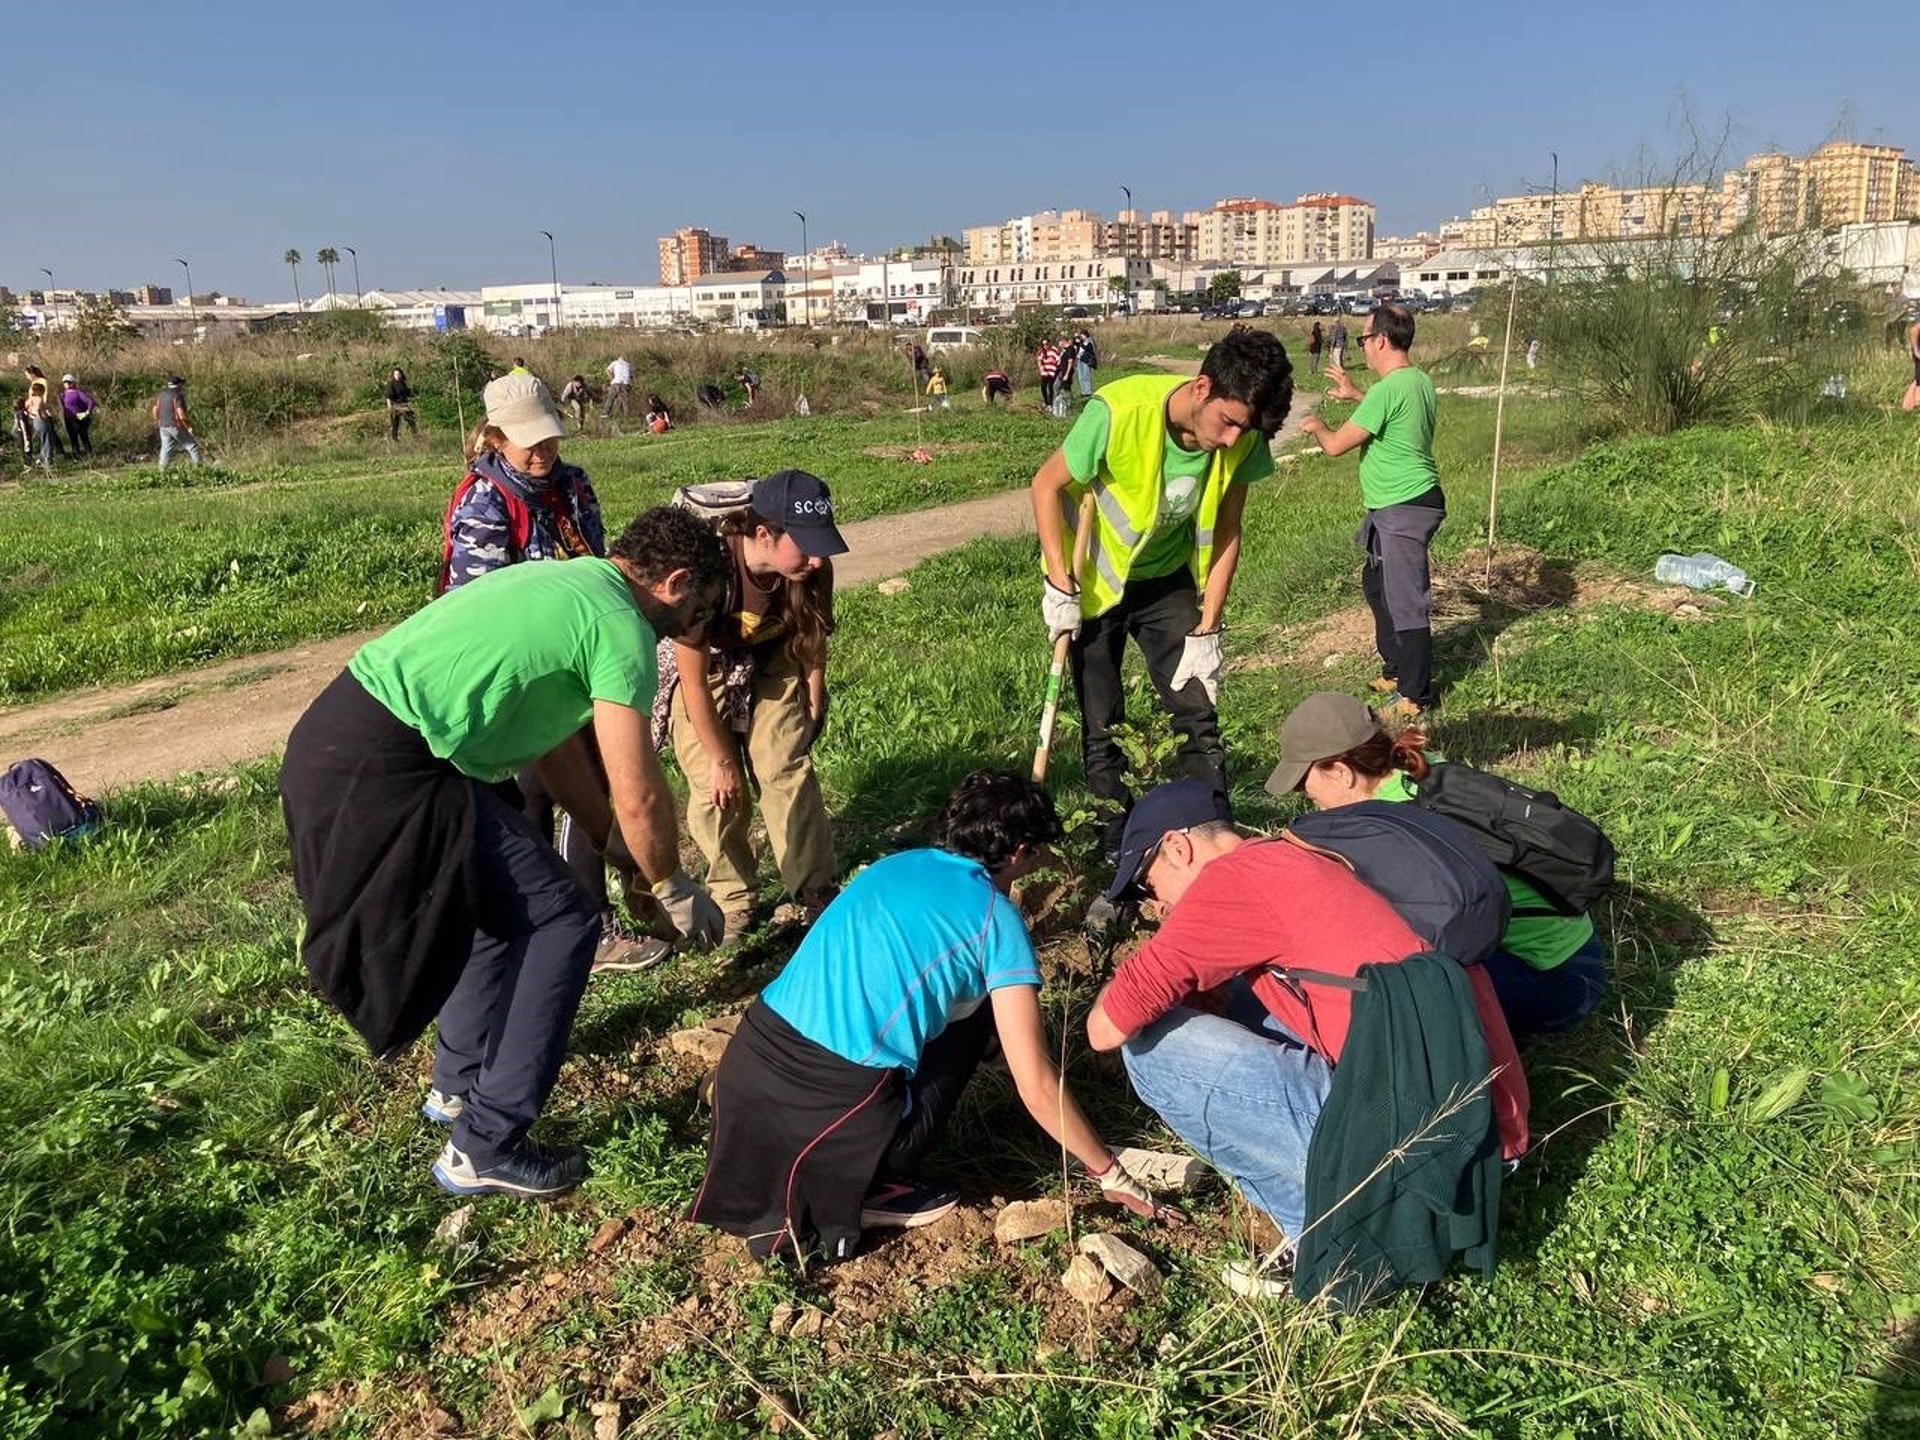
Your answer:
[1090,1156,1158,1219]
[651,870,725,947]
[1169,629,1224,705]
[1043,579,1083,639]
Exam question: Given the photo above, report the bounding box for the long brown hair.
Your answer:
[1318,725,1433,785]
[717,510,831,668]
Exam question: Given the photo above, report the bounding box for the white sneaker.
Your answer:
[421,1088,465,1125]
[1221,1249,1295,1300]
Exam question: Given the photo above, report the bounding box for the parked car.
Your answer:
[926,326,984,349]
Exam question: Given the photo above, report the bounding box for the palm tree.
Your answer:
[284,249,304,308]
[316,247,340,305]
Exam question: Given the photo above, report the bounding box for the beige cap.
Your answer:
[483,373,564,447]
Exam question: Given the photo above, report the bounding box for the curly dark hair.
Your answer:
[932,769,1064,871]
[1199,326,1295,437]
[609,506,730,596]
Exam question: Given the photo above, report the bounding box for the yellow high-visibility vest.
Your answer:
[1062,372,1263,617]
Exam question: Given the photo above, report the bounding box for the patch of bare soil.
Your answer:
[1239,545,1720,677]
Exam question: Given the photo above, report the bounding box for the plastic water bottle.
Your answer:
[1655,552,1757,598]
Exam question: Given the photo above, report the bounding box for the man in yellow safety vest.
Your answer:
[1030,327,1294,869]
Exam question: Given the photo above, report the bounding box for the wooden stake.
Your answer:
[1483,272,1521,590]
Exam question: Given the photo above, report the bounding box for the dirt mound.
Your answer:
[860,441,988,461]
[1246,545,1717,674]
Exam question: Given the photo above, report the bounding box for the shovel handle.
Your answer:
[1032,494,1098,783]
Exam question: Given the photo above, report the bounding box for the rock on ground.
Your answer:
[1077,1232,1162,1298]
[1061,1253,1113,1305]
[993,1197,1069,1244]
[1113,1146,1207,1193]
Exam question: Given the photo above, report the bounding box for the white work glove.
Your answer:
[1169,629,1224,705]
[650,870,725,947]
[1043,579,1083,639]
[1090,1156,1158,1219]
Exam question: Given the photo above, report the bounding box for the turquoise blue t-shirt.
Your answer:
[761,849,1042,1073]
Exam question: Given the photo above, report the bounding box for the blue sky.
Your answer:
[6,0,1915,300]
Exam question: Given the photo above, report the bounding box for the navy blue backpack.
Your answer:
[1288,800,1510,965]
[0,759,104,849]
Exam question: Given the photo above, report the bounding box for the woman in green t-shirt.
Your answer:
[1270,691,1608,1037]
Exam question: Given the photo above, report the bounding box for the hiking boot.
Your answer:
[1375,694,1427,724]
[1221,1247,1296,1300]
[1367,676,1400,695]
[431,1140,586,1199]
[591,915,672,973]
[860,1179,960,1230]
[421,1088,465,1125]
[721,909,755,946]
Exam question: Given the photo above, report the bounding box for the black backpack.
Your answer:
[1288,801,1510,966]
[1410,761,1615,916]
[0,758,104,849]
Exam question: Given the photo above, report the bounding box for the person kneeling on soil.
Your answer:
[280,507,731,1199]
[691,770,1157,1261]
[1085,779,1529,1305]
[1270,692,1610,1037]
[659,471,844,944]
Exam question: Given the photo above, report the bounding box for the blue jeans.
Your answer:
[31,416,56,466]
[1121,978,1332,1240]
[431,781,601,1164]
[158,426,201,468]
[1484,933,1608,1036]
[1076,360,1094,396]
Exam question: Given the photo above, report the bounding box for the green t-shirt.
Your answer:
[1375,771,1594,970]
[349,557,658,782]
[1348,365,1440,510]
[1062,396,1275,580]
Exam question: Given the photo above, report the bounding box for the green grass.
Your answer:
[2,395,1917,1437]
[0,406,1064,706]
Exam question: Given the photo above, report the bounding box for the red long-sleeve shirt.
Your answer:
[1101,838,1530,1159]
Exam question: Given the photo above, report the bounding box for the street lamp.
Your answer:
[1117,186,1133,316]
[1547,152,1560,296]
[343,246,361,306]
[174,258,196,331]
[792,210,809,327]
[539,230,560,331]
[37,268,55,327]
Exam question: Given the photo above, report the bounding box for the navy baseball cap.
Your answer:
[1104,779,1233,901]
[751,469,848,558]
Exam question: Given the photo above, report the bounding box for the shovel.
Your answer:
[1032,494,1097,783]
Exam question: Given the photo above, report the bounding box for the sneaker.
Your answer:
[421,1088,465,1125]
[1367,676,1400,695]
[860,1179,960,1230]
[1221,1248,1296,1300]
[431,1140,586,1199]
[591,917,672,973]
[721,910,755,946]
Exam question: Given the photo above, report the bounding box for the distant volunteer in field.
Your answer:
[23,366,62,468]
[60,375,96,457]
[661,471,842,943]
[692,771,1157,1259]
[150,376,202,469]
[280,506,730,1199]
[1086,779,1528,1306]
[559,374,592,432]
[1300,303,1443,719]
[385,367,418,441]
[604,354,633,420]
[438,373,648,968]
[1271,692,1611,1036]
[1904,318,1920,412]
[1031,326,1292,866]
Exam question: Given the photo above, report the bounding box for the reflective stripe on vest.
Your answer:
[1068,372,1262,618]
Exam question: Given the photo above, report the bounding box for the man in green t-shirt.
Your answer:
[281,508,732,1200]
[1300,303,1444,717]
[1029,329,1293,866]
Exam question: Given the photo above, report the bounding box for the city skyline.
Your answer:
[5,0,1917,299]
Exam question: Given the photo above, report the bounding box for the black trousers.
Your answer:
[1363,561,1434,708]
[1070,570,1227,854]
[63,415,92,455]
[881,1003,996,1178]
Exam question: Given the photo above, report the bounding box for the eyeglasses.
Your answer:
[1358,331,1384,343]
[1135,826,1193,901]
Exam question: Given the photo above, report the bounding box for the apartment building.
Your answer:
[658,227,730,286]
[1801,141,1919,226]
[953,255,1148,312]
[1104,209,1197,262]
[1186,194,1377,266]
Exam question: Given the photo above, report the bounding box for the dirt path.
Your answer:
[3,364,1312,794]
[0,489,1042,792]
